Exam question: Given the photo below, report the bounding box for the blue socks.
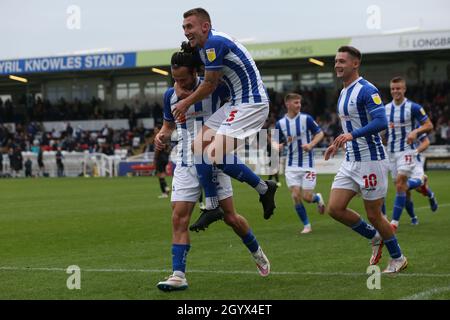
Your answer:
[196,154,267,209]
[241,230,259,253]
[311,194,320,203]
[216,154,262,189]
[407,178,422,190]
[384,236,402,259]
[351,219,377,240]
[295,204,310,226]
[405,198,415,219]
[194,154,219,209]
[172,244,191,273]
[392,192,406,222]
[195,162,217,199]
[351,220,402,259]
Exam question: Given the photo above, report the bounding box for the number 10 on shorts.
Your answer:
[363,174,377,189]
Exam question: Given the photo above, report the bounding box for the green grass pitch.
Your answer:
[0,171,449,299]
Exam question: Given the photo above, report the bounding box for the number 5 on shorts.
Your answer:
[226,110,238,122]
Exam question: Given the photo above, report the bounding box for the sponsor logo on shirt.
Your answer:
[389,122,409,128]
[339,114,352,121]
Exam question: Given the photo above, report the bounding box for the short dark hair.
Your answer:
[183,8,211,23]
[338,46,362,61]
[284,93,302,103]
[390,76,406,84]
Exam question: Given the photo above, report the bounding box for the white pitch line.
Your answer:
[415,203,449,211]
[1,266,450,278]
[399,286,450,300]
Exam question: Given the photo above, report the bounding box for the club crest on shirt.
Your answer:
[371,93,382,105]
[206,48,216,62]
[420,108,426,116]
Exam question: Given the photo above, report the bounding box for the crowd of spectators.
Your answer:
[265,80,450,147]
[0,80,449,176]
[0,120,155,177]
[0,95,164,125]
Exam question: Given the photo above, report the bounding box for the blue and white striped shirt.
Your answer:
[163,78,229,166]
[275,112,321,170]
[385,99,428,153]
[198,29,269,106]
[337,77,386,162]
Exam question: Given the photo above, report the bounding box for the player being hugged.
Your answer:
[325,46,407,274]
[155,47,271,292]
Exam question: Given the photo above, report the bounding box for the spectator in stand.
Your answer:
[152,102,163,125]
[66,122,74,137]
[436,118,449,144]
[101,124,110,138]
[37,147,45,177]
[24,158,33,177]
[56,147,65,177]
[10,147,23,178]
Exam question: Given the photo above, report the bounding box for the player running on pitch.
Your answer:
[325,46,407,274]
[274,93,325,234]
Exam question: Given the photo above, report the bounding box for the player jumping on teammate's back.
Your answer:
[155,48,271,291]
[173,8,278,231]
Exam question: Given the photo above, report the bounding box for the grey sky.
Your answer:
[1,0,449,60]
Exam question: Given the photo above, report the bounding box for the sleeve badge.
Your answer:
[206,48,216,62]
[371,93,382,105]
[420,108,426,116]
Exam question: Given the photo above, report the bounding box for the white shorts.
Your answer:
[389,150,417,179]
[411,158,425,181]
[171,165,233,202]
[331,160,389,200]
[205,102,269,139]
[285,169,317,189]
